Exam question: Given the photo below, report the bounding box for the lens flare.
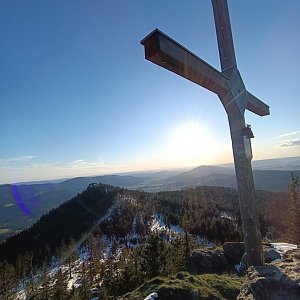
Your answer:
[11,185,32,217]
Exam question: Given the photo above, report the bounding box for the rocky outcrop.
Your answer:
[187,248,228,274]
[238,248,300,300]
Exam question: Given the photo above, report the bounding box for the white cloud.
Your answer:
[276,131,300,139]
[28,162,61,168]
[280,139,300,148]
[68,160,99,168]
[69,159,85,164]
[0,155,35,164]
[273,130,300,149]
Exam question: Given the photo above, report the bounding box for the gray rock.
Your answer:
[238,248,300,300]
[264,248,281,263]
[223,242,245,263]
[187,248,228,274]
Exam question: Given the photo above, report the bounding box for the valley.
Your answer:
[1,156,299,242]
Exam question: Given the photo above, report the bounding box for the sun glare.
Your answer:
[166,120,217,166]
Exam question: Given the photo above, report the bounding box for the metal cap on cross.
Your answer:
[141,0,270,267]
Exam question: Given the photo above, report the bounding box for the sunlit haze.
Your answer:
[1,0,299,184]
[165,120,223,167]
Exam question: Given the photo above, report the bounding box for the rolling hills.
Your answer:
[1,156,299,241]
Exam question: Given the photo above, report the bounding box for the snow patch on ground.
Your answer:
[150,213,185,236]
[150,214,215,245]
[78,245,89,260]
[170,225,184,235]
[235,262,244,273]
[150,213,166,232]
[270,243,297,255]
[196,236,215,247]
[220,211,234,220]
[125,232,143,248]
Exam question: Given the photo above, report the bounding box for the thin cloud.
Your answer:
[0,155,35,164]
[69,159,85,165]
[280,139,300,148]
[276,131,300,139]
[68,159,99,168]
[28,162,61,168]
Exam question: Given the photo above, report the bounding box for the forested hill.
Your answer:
[1,165,298,242]
[0,184,119,264]
[0,183,291,267]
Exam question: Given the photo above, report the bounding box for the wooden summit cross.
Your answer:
[141,0,270,267]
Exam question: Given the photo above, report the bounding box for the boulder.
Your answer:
[187,248,228,274]
[223,242,245,263]
[264,248,281,263]
[238,248,300,300]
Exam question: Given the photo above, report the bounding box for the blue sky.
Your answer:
[1,0,299,183]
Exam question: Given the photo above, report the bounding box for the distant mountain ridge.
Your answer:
[1,156,299,241]
[221,156,300,171]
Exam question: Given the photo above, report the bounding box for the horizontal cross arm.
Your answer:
[140,29,229,95]
[246,91,270,116]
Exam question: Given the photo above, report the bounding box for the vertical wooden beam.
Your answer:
[228,112,264,267]
[212,0,237,71]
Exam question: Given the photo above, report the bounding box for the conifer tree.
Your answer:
[67,248,78,280]
[52,268,69,300]
[141,234,165,279]
[103,258,119,297]
[23,252,36,299]
[125,248,144,290]
[78,261,90,299]
[15,255,25,283]
[0,260,16,300]
[36,269,52,300]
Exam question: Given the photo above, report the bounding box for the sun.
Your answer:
[165,120,216,166]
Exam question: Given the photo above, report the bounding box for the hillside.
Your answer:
[0,183,78,241]
[0,182,297,299]
[0,183,292,265]
[1,157,299,241]
[0,175,149,241]
[0,184,119,263]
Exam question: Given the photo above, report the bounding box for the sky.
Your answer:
[1,0,300,184]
